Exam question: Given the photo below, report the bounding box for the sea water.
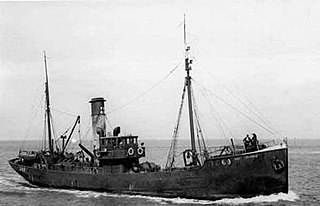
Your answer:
[0,139,319,205]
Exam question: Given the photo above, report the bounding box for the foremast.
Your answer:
[184,16,197,165]
[43,50,53,154]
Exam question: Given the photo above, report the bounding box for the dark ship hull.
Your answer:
[9,144,288,200]
[9,22,289,200]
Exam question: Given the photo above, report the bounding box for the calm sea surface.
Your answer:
[0,139,319,206]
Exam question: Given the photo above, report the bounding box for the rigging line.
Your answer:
[20,93,45,150]
[43,111,47,151]
[79,114,93,143]
[222,85,276,133]
[191,86,204,145]
[166,81,187,169]
[83,125,92,141]
[61,124,73,136]
[51,108,78,117]
[83,115,93,140]
[194,78,273,135]
[105,116,113,131]
[107,61,182,114]
[195,124,203,164]
[193,81,233,139]
[50,112,60,151]
[242,95,284,138]
[166,83,187,168]
[78,119,81,144]
[234,109,250,134]
[193,79,276,135]
[199,66,276,132]
[191,85,207,152]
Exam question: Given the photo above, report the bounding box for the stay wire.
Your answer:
[242,95,284,138]
[191,88,204,163]
[43,110,47,151]
[166,81,187,169]
[192,80,233,140]
[107,61,182,114]
[51,108,78,117]
[20,93,45,151]
[222,85,276,135]
[105,116,113,131]
[191,85,207,152]
[199,65,277,135]
[50,112,61,151]
[192,79,276,135]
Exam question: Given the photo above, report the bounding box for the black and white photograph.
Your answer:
[0,1,319,205]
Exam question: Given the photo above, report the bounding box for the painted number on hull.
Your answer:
[19,167,26,172]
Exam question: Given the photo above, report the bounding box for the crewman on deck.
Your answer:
[251,133,259,151]
[243,134,251,152]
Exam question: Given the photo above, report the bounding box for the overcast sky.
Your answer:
[1,1,320,143]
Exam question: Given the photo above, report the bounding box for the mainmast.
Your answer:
[184,16,197,165]
[43,50,53,153]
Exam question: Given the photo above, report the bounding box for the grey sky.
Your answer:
[1,1,320,142]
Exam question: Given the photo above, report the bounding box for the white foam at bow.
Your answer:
[214,191,299,205]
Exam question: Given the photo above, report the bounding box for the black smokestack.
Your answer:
[89,97,106,139]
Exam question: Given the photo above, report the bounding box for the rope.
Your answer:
[191,85,207,152]
[107,61,182,114]
[78,120,81,144]
[222,85,275,134]
[165,81,187,169]
[193,79,276,135]
[83,115,92,140]
[242,95,284,138]
[105,116,113,131]
[51,108,78,117]
[198,66,278,136]
[43,110,47,151]
[193,80,234,139]
[20,93,45,151]
[50,112,61,151]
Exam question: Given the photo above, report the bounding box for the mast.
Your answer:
[43,50,53,153]
[184,15,197,165]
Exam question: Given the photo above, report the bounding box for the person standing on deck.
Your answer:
[251,133,259,151]
[243,134,251,152]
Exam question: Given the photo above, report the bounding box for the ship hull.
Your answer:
[9,145,288,200]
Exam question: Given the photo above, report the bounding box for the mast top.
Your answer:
[44,50,49,84]
[184,15,192,72]
[184,14,187,46]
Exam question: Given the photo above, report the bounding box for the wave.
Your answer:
[0,175,299,205]
[72,191,213,205]
[71,190,299,205]
[214,191,299,205]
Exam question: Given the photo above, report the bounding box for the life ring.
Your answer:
[128,147,134,156]
[96,152,101,158]
[221,158,231,166]
[137,147,144,155]
[221,159,226,165]
[272,158,285,172]
[225,147,233,155]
